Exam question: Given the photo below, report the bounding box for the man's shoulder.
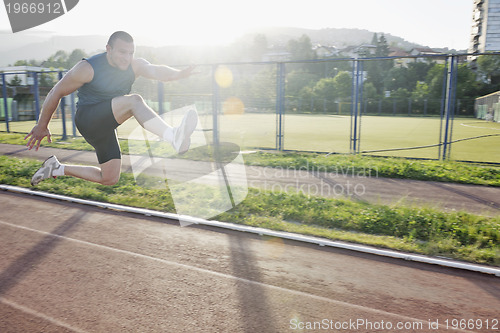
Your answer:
[84,52,106,63]
[131,58,149,75]
[67,60,94,84]
[73,59,93,72]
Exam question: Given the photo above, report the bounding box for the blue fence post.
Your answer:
[276,62,285,151]
[1,73,9,133]
[357,60,364,152]
[33,72,40,121]
[58,71,67,140]
[350,59,356,153]
[442,55,457,161]
[157,81,164,115]
[447,56,458,159]
[212,64,220,146]
[350,58,362,154]
[438,57,449,160]
[71,92,77,137]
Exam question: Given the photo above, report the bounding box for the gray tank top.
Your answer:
[77,52,135,107]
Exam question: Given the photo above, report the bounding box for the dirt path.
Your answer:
[1,143,499,216]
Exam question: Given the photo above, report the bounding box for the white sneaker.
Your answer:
[172,109,198,154]
[31,155,62,186]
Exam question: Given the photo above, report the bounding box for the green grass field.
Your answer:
[2,113,499,163]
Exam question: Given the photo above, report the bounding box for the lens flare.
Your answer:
[127,105,249,227]
[215,65,233,88]
[222,96,245,115]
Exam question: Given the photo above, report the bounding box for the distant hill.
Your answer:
[236,27,424,50]
[0,30,107,66]
[0,27,450,67]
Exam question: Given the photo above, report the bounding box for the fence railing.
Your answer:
[1,53,499,164]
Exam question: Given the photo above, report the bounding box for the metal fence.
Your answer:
[1,53,499,163]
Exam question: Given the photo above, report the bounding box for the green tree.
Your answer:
[391,87,410,100]
[363,82,379,101]
[39,71,56,87]
[44,50,68,69]
[425,63,446,98]
[426,63,479,99]
[302,71,352,113]
[287,34,316,61]
[412,82,430,100]
[250,68,276,109]
[286,70,319,97]
[14,60,37,66]
[286,34,319,74]
[476,54,500,94]
[456,64,481,103]
[384,66,411,91]
[9,75,22,86]
[407,62,432,83]
[376,34,393,73]
[376,34,390,57]
[365,33,393,94]
[333,71,352,101]
[423,62,481,115]
[312,77,336,112]
[251,34,268,61]
[67,49,87,68]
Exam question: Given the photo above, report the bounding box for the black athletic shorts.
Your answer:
[75,99,121,164]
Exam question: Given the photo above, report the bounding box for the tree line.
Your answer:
[5,33,500,116]
[280,34,500,116]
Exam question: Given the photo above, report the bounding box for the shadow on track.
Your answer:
[229,234,277,333]
[0,210,87,297]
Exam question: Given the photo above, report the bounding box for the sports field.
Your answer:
[2,113,499,163]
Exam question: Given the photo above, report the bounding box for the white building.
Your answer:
[261,51,292,62]
[0,66,55,86]
[314,45,339,58]
[469,0,500,53]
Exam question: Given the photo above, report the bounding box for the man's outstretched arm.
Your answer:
[25,61,93,150]
[132,58,196,82]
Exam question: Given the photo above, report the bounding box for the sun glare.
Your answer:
[143,21,245,47]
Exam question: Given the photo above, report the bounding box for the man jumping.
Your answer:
[25,31,198,186]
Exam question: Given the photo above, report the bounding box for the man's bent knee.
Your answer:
[100,174,120,186]
[126,94,146,109]
[112,94,147,124]
[99,159,121,186]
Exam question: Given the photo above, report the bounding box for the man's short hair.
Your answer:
[107,31,134,47]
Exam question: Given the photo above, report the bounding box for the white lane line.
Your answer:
[0,297,87,333]
[460,122,500,130]
[0,220,477,333]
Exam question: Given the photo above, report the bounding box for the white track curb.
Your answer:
[1,184,499,277]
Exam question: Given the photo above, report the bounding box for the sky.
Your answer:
[0,0,474,49]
